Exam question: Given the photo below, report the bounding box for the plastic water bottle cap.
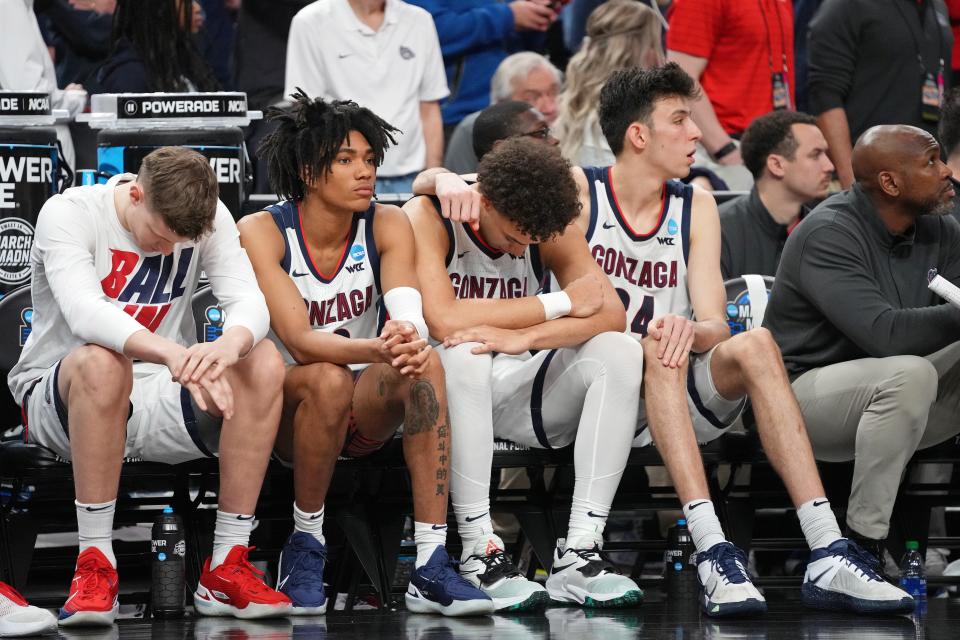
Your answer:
[677,519,686,526]
[674,562,683,571]
[906,540,919,551]
[163,507,173,514]
[158,552,167,561]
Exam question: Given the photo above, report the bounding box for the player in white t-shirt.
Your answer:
[405,138,645,610]
[8,147,291,626]
[580,64,912,616]
[239,92,492,617]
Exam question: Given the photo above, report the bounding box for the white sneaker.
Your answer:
[0,582,57,638]
[459,536,548,612]
[695,542,767,617]
[545,538,643,608]
[801,539,914,614]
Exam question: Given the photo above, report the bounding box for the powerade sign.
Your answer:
[0,93,52,117]
[117,94,247,120]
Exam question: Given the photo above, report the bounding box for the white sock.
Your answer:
[414,522,447,568]
[75,499,116,568]
[212,510,255,569]
[566,496,608,550]
[453,498,493,561]
[293,502,325,545]
[797,498,843,551]
[683,499,727,553]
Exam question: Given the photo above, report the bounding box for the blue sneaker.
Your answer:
[695,542,767,617]
[802,539,914,614]
[277,532,327,615]
[405,546,494,616]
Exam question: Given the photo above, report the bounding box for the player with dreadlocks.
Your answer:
[239,91,493,616]
[96,0,219,93]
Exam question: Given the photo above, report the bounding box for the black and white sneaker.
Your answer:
[545,538,643,608]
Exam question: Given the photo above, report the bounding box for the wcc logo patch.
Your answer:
[203,305,225,342]
[19,306,32,346]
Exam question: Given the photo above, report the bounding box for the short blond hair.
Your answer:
[139,146,218,239]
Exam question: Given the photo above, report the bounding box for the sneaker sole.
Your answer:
[701,596,767,618]
[801,582,915,614]
[405,585,494,617]
[57,602,119,627]
[289,603,327,616]
[0,616,58,637]
[492,589,550,612]
[194,588,292,619]
[547,584,644,609]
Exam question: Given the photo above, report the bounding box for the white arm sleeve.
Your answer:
[35,197,145,353]
[199,203,270,344]
[383,286,428,340]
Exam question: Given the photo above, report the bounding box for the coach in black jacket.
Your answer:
[764,125,960,557]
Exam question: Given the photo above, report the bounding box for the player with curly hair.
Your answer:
[239,91,493,617]
[404,137,646,610]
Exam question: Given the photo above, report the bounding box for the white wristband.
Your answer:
[537,291,572,321]
[383,286,429,339]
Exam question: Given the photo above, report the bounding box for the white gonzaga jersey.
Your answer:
[583,166,692,338]
[430,196,544,303]
[266,200,383,368]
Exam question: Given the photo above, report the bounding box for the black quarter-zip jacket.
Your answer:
[763,184,960,377]
[719,187,809,280]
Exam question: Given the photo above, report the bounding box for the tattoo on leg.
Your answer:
[405,381,439,435]
[435,410,450,496]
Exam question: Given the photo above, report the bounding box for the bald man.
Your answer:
[765,125,960,566]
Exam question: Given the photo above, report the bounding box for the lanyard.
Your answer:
[891,0,944,76]
[757,0,788,74]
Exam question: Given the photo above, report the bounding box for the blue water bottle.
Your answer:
[899,540,927,606]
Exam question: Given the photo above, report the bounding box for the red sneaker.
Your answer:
[58,548,119,626]
[194,546,291,619]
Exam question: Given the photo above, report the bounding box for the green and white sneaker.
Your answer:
[545,537,643,608]
[459,536,548,612]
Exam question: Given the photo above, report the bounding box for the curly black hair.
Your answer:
[258,89,400,201]
[477,137,581,242]
[111,0,219,92]
[740,111,819,179]
[940,88,960,158]
[598,62,699,156]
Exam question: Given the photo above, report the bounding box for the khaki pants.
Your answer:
[792,341,960,539]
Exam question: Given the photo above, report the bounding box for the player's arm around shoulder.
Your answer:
[686,185,732,352]
[238,210,380,366]
[569,165,592,237]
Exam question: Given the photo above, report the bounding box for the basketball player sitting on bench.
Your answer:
[239,91,492,617]
[8,146,291,625]
[405,138,647,610]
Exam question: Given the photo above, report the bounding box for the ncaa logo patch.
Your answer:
[726,288,769,335]
[350,243,366,262]
[204,305,225,342]
[19,306,32,346]
[0,217,35,286]
[667,218,679,236]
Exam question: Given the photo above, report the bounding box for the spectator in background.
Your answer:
[408,0,562,139]
[719,111,833,280]
[667,0,795,191]
[764,124,960,565]
[93,0,220,93]
[939,87,960,221]
[554,0,664,167]
[285,0,448,195]
[37,0,113,87]
[0,0,87,167]
[444,52,561,174]
[791,0,823,114]
[807,0,952,189]
[195,0,239,89]
[948,0,960,85]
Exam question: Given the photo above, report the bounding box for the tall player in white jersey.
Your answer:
[239,92,491,617]
[8,147,292,625]
[580,64,912,616]
[405,137,646,610]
